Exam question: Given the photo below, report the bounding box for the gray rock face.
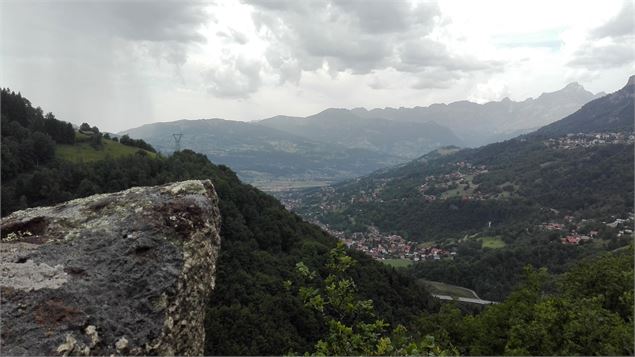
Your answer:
[0,180,222,356]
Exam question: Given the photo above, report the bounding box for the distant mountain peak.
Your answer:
[319,107,349,114]
[535,75,635,136]
[563,82,584,91]
[536,82,594,101]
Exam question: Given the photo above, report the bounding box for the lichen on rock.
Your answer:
[0,180,222,356]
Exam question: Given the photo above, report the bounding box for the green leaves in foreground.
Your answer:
[293,242,457,356]
[415,246,635,356]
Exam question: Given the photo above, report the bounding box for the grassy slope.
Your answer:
[56,133,156,163]
[480,236,506,249]
[419,279,479,299]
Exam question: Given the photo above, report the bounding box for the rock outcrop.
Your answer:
[0,180,222,356]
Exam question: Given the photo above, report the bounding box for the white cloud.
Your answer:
[568,1,635,71]
[205,56,263,98]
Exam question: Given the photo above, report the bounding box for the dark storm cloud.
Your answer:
[25,1,207,43]
[591,0,634,39]
[246,0,495,91]
[396,39,499,74]
[1,1,209,130]
[249,0,395,74]
[2,1,208,64]
[569,42,634,70]
[333,0,438,34]
[397,39,452,71]
[569,1,634,70]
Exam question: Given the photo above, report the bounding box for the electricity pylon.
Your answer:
[172,133,183,152]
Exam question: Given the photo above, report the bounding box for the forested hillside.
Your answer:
[1,88,155,214]
[0,89,435,355]
[415,248,633,355]
[290,138,633,242]
[282,78,635,301]
[259,108,462,158]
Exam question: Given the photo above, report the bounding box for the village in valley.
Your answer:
[544,132,635,149]
[294,205,635,265]
[311,221,454,262]
[276,133,635,265]
[308,209,635,265]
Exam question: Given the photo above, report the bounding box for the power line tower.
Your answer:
[172,133,183,152]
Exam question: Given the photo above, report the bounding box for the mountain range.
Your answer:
[123,82,604,190]
[350,82,605,146]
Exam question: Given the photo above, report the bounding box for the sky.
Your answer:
[1,0,633,132]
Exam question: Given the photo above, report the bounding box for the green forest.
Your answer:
[1,88,433,355]
[288,123,634,302]
[2,88,633,355]
[299,138,633,242]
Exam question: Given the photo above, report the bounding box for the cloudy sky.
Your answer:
[1,0,633,132]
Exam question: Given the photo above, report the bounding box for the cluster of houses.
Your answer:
[279,195,302,211]
[347,182,388,204]
[541,219,599,245]
[343,229,454,261]
[540,212,634,245]
[541,220,598,245]
[561,235,593,245]
[606,216,635,238]
[417,162,490,201]
[545,132,635,150]
[278,185,342,212]
[313,223,453,262]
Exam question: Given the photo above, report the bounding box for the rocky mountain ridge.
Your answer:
[350,81,605,145]
[535,75,634,136]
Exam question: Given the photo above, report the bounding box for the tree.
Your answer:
[90,132,103,149]
[415,254,634,356]
[561,248,634,321]
[79,122,91,132]
[77,178,100,197]
[293,242,457,356]
[30,132,55,166]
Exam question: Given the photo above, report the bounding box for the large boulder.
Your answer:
[0,180,222,356]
